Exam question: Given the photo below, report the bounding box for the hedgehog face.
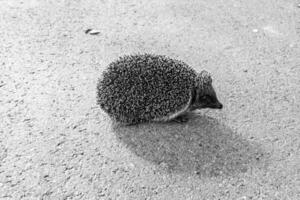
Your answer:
[191,70,223,110]
[196,88,223,109]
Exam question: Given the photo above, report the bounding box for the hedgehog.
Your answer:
[97,54,223,125]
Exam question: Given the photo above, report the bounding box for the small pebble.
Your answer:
[252,29,258,33]
[85,29,101,35]
[128,163,135,168]
[289,43,295,48]
[195,171,201,175]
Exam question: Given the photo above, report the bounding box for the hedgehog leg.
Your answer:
[173,114,189,123]
[121,118,143,126]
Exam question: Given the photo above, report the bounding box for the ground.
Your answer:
[0,0,299,199]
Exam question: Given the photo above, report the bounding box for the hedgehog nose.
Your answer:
[218,103,223,109]
[215,102,223,109]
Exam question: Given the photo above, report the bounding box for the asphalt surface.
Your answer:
[0,0,299,199]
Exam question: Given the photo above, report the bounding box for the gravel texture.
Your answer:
[0,0,299,199]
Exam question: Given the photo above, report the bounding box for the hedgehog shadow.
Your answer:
[113,114,266,177]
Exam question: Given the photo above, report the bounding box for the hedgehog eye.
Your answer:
[200,95,210,102]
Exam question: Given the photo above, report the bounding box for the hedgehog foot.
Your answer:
[172,115,189,123]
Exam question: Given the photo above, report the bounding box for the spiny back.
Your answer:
[97,54,197,124]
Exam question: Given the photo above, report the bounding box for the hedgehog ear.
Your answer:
[200,70,212,84]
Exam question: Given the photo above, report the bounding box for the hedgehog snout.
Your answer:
[212,101,223,109]
[216,102,223,109]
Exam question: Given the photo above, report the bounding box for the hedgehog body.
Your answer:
[97,54,222,125]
